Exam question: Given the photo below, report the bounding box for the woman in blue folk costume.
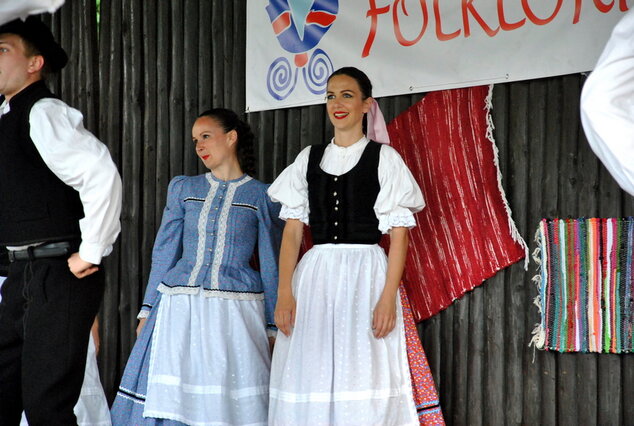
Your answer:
[268,67,426,425]
[111,109,283,425]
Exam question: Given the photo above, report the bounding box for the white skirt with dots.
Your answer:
[269,244,418,426]
[144,293,271,425]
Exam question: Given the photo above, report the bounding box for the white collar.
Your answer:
[0,100,10,116]
[328,136,369,153]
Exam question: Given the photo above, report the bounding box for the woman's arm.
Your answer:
[136,318,147,337]
[91,317,100,355]
[274,219,304,336]
[137,176,187,334]
[373,226,409,338]
[257,195,284,337]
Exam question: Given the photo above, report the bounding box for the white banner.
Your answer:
[246,0,629,112]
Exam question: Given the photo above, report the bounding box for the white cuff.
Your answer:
[279,205,309,225]
[79,241,112,265]
[378,212,417,234]
[267,328,278,338]
[137,309,150,320]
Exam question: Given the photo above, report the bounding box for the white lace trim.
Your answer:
[137,310,150,320]
[157,283,264,301]
[210,176,252,289]
[158,283,200,295]
[116,392,145,405]
[186,175,219,287]
[232,202,258,210]
[378,213,416,234]
[279,205,309,225]
[202,288,264,301]
[117,386,146,405]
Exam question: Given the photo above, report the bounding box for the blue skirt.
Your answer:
[110,298,184,426]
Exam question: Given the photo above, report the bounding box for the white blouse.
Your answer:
[267,137,425,233]
[580,9,634,196]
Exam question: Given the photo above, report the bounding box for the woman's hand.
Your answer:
[274,292,296,337]
[372,294,397,338]
[136,318,148,337]
[275,219,303,337]
[372,226,409,339]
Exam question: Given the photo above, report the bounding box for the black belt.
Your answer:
[7,242,72,262]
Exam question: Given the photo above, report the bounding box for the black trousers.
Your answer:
[0,257,104,426]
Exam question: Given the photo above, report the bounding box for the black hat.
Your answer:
[0,16,68,73]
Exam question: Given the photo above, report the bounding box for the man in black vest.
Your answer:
[0,17,122,425]
[0,248,8,278]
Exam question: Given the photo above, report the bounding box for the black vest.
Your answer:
[0,81,84,245]
[307,140,382,244]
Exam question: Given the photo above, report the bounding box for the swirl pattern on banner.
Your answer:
[267,56,299,100]
[302,48,333,95]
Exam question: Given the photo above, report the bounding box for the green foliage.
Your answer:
[96,0,101,30]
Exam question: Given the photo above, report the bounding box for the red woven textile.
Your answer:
[387,86,527,321]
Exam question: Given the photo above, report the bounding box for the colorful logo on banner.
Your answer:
[265,0,338,100]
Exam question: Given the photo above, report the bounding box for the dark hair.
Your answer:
[197,108,256,176]
[20,38,52,79]
[327,67,373,99]
[327,67,373,133]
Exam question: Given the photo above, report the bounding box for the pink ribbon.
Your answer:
[366,99,390,145]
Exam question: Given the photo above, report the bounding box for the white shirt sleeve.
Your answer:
[267,146,311,224]
[375,145,425,234]
[29,98,122,265]
[580,9,634,196]
[0,0,64,24]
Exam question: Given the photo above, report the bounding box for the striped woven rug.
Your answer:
[531,218,634,353]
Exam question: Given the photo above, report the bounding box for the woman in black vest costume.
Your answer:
[267,67,426,425]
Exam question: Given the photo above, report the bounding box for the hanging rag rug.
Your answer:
[531,218,634,353]
[387,86,528,322]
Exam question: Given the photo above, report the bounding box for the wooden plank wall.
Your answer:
[45,1,632,424]
[419,77,634,426]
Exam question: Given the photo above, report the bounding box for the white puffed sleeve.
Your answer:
[580,9,634,196]
[374,145,425,233]
[267,146,312,224]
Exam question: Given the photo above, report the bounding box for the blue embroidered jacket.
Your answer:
[139,173,283,331]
